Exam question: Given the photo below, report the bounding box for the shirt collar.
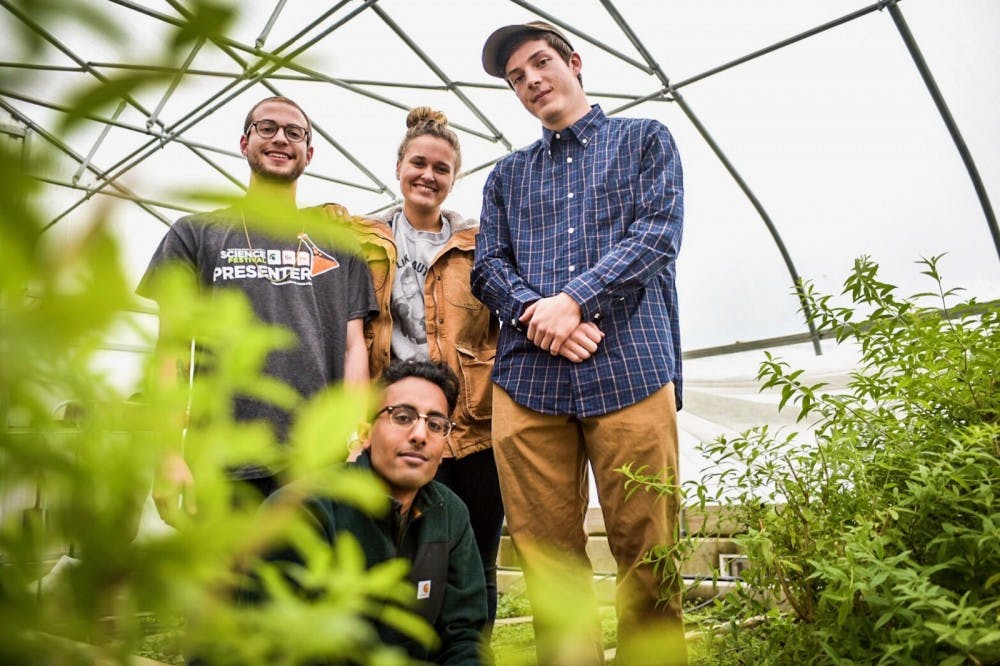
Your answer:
[393,208,451,239]
[541,104,606,150]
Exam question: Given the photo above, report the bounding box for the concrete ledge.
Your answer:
[498,568,739,604]
[499,535,743,576]
[497,504,751,604]
[681,505,747,537]
[501,505,748,539]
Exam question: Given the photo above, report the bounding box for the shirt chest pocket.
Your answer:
[590,184,636,253]
[440,254,483,311]
[409,539,449,624]
[591,183,635,227]
[364,251,391,294]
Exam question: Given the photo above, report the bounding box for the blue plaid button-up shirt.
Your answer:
[472,105,683,417]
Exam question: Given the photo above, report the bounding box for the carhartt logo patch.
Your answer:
[417,580,432,599]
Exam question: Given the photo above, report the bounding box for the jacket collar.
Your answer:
[372,205,478,234]
[361,206,477,255]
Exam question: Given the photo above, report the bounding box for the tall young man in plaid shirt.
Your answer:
[473,21,686,665]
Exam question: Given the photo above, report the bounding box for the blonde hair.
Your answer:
[396,107,462,173]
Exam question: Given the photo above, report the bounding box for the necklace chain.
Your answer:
[240,209,255,250]
[239,209,309,287]
[240,209,305,254]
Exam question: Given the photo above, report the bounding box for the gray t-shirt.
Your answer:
[390,210,450,362]
[137,207,377,477]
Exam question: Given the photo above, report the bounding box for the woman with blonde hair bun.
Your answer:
[352,107,502,626]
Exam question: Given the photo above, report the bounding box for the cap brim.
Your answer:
[482,24,534,78]
[482,23,574,79]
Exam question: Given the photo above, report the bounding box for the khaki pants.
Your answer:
[493,383,687,665]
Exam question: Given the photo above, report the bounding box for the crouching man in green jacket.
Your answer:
[247,359,490,664]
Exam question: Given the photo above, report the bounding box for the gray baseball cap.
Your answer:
[481,20,575,79]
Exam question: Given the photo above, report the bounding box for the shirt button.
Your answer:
[594,313,601,320]
[568,227,575,234]
[566,157,573,163]
[555,132,561,139]
[567,192,574,199]
[569,265,575,272]
[582,138,588,144]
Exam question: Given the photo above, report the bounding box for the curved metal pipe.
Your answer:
[885,1,1000,263]
[600,0,823,354]
[670,90,822,355]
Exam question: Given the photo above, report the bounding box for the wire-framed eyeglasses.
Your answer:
[246,119,310,143]
[375,404,453,438]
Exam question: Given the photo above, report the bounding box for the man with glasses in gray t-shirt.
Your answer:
[138,96,377,523]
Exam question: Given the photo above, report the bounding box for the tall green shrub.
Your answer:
[638,257,999,665]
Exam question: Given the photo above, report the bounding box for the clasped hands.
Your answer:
[519,292,604,363]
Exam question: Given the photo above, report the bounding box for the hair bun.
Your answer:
[406,106,448,129]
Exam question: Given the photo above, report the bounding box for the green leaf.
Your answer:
[938,656,966,666]
[57,71,172,134]
[172,0,237,49]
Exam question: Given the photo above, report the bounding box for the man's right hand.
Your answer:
[153,451,196,527]
[556,322,605,363]
[520,293,582,356]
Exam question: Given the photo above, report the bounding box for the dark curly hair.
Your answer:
[381,359,459,414]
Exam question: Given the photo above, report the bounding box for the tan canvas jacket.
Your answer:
[346,206,498,458]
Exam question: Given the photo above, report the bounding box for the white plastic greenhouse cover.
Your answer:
[2,1,998,484]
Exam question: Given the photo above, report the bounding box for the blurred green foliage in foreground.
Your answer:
[0,2,438,664]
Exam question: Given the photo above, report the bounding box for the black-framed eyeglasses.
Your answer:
[375,404,453,438]
[246,119,310,143]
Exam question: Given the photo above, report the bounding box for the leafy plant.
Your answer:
[627,256,999,665]
[0,3,441,664]
[496,592,533,620]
